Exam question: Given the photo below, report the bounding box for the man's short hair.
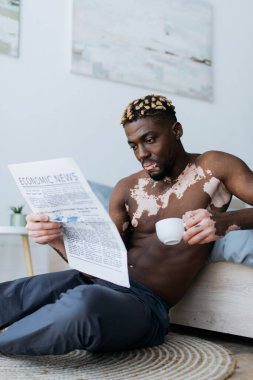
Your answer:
[120,94,176,126]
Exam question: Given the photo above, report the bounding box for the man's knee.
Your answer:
[61,284,112,319]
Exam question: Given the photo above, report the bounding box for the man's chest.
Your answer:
[126,174,230,230]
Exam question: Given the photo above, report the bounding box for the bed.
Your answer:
[170,199,253,338]
[170,261,253,338]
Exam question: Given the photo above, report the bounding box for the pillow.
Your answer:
[209,230,253,266]
[88,181,112,211]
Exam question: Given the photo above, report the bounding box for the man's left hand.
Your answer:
[182,209,221,245]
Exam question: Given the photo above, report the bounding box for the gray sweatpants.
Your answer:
[0,270,169,355]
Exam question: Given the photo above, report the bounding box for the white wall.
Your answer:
[0,0,252,225]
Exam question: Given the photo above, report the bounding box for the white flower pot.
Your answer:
[10,214,27,227]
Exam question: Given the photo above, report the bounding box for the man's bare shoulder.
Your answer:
[196,150,244,170]
[194,150,252,185]
[113,170,145,191]
[196,150,232,162]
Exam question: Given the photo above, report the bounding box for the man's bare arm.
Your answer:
[109,179,132,247]
[183,152,253,245]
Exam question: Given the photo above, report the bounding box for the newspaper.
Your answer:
[8,158,130,287]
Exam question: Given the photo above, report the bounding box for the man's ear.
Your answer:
[172,122,183,140]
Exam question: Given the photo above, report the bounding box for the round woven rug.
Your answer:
[0,333,235,380]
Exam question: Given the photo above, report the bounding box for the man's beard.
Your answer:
[147,161,174,181]
[148,169,167,181]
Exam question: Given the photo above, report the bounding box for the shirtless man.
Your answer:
[113,94,253,305]
[0,94,252,355]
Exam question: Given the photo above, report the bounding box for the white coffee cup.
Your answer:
[155,218,184,245]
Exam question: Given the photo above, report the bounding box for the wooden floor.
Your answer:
[171,325,253,379]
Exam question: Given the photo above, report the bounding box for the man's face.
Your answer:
[124,117,181,180]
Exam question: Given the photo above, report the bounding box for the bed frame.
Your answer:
[170,261,253,338]
[170,198,253,338]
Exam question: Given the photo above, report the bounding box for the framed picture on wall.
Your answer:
[0,0,20,57]
[71,0,213,102]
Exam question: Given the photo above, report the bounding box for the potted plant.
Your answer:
[10,205,26,227]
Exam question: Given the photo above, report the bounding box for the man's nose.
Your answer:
[137,144,150,160]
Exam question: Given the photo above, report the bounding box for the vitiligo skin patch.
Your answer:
[225,224,241,234]
[129,164,231,227]
[203,177,231,207]
[130,178,160,227]
[122,221,130,232]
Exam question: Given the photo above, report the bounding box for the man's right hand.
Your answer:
[26,214,63,246]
